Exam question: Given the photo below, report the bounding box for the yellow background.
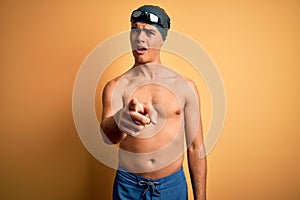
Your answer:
[1,0,299,199]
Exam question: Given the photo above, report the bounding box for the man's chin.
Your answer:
[134,55,150,64]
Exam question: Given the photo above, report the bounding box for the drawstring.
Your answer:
[138,180,161,197]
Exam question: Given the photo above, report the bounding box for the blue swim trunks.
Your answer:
[113,167,188,200]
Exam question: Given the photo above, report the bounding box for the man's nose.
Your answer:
[136,29,147,43]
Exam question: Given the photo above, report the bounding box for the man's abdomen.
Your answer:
[118,118,186,179]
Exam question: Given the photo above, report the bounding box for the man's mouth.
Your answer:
[135,47,148,54]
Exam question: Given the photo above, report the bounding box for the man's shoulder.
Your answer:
[184,77,197,88]
[169,71,195,88]
[103,69,133,94]
[103,75,123,94]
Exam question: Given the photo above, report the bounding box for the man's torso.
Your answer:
[113,64,190,179]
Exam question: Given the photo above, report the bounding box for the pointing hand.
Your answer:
[115,98,157,136]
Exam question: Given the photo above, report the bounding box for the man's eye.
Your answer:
[146,30,155,36]
[131,27,140,33]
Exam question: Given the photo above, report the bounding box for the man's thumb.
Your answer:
[149,106,158,125]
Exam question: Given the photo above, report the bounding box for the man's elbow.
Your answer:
[187,143,207,159]
[102,135,116,145]
[100,125,118,145]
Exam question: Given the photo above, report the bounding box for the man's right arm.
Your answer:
[100,79,126,144]
[100,79,153,144]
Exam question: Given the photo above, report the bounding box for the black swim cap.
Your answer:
[130,5,171,41]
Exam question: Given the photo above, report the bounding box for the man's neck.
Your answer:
[133,60,161,68]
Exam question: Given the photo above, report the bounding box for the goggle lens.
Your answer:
[149,13,159,23]
[131,10,164,28]
[132,10,142,18]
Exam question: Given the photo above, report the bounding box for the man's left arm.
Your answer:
[184,80,207,200]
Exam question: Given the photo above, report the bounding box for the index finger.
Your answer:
[129,98,145,113]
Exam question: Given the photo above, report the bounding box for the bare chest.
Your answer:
[123,83,184,117]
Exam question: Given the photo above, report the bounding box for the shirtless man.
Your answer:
[100,5,207,200]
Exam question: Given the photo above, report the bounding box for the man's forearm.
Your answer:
[187,149,207,200]
[100,115,125,144]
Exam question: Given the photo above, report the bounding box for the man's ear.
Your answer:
[160,39,164,47]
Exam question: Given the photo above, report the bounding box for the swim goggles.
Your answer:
[130,10,169,29]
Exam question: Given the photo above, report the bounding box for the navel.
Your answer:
[149,158,155,164]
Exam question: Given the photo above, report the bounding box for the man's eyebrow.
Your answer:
[143,27,157,32]
[131,26,156,33]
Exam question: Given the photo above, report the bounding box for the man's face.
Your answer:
[130,22,164,65]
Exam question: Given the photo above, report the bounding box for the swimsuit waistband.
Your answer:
[116,166,186,189]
